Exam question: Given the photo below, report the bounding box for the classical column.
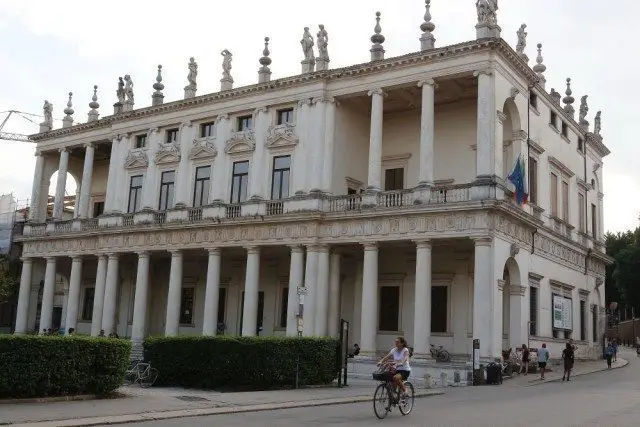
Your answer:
[40,257,57,332]
[202,248,222,336]
[302,246,319,336]
[101,253,120,335]
[64,256,83,333]
[131,251,150,344]
[141,129,160,211]
[309,99,327,193]
[293,100,311,194]
[366,89,385,191]
[249,108,269,200]
[53,148,69,219]
[210,115,230,202]
[473,237,494,358]
[314,245,330,336]
[473,69,496,180]
[413,240,432,357]
[29,153,45,221]
[165,250,183,336]
[417,79,436,187]
[327,252,341,337]
[90,255,108,336]
[174,122,194,208]
[14,258,33,334]
[77,143,95,218]
[360,243,379,356]
[322,98,337,193]
[104,136,122,213]
[242,247,261,336]
[286,246,304,336]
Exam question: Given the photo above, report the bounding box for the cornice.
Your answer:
[548,156,575,178]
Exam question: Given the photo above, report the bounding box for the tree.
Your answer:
[613,245,640,312]
[0,254,19,303]
[605,231,634,305]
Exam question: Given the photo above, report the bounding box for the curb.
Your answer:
[0,393,125,405]
[523,358,629,386]
[5,391,444,427]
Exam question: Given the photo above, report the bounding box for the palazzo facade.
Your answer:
[13,5,611,361]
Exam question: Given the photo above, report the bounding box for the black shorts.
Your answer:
[538,362,547,369]
[395,370,410,380]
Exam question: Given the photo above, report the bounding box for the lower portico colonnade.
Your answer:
[12,237,529,362]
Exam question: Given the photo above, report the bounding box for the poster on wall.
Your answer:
[552,295,573,330]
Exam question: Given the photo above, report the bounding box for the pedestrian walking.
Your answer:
[612,339,618,362]
[562,342,574,381]
[537,343,550,380]
[605,342,614,369]
[519,344,529,375]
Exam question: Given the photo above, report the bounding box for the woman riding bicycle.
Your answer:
[378,336,411,397]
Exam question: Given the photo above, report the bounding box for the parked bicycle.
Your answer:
[123,360,159,388]
[372,362,415,419]
[430,344,451,363]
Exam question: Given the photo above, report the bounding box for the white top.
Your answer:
[388,347,411,371]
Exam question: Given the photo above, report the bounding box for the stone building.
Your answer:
[13,1,610,365]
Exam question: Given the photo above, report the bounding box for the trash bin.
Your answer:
[485,362,503,385]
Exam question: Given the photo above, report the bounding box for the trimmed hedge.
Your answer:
[144,336,339,390]
[0,336,131,398]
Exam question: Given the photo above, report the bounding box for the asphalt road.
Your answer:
[104,352,640,427]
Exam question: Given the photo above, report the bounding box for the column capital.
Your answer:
[168,249,182,256]
[58,147,68,154]
[367,88,386,97]
[97,254,108,261]
[473,68,493,78]
[84,142,95,149]
[207,248,221,256]
[106,252,120,259]
[137,251,150,258]
[314,244,330,253]
[215,113,230,124]
[417,78,438,88]
[414,239,432,249]
[473,236,493,246]
[245,246,260,255]
[45,256,56,262]
[146,128,158,138]
[362,242,378,251]
[20,257,34,263]
[71,255,83,262]
[297,98,313,107]
[34,149,44,157]
[288,245,304,253]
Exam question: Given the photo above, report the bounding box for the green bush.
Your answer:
[0,336,131,398]
[144,336,339,390]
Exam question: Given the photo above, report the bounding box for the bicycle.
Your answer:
[430,344,451,363]
[123,360,159,388]
[372,362,415,419]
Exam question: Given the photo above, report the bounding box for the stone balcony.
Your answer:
[15,182,604,254]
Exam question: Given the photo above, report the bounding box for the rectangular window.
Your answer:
[82,287,95,321]
[591,203,597,238]
[578,193,585,232]
[200,122,215,138]
[431,286,448,333]
[528,157,538,204]
[561,122,568,138]
[158,170,175,211]
[92,201,104,218]
[230,161,249,203]
[127,175,143,213]
[279,287,288,328]
[578,138,584,153]
[378,286,400,332]
[529,286,538,336]
[529,92,538,109]
[192,166,211,207]
[271,155,291,200]
[135,134,147,149]
[592,306,597,342]
[550,111,558,128]
[550,173,558,216]
[179,287,194,325]
[562,181,569,221]
[166,128,179,143]
[277,108,294,125]
[347,188,358,195]
[580,300,586,341]
[237,115,253,131]
[384,168,404,191]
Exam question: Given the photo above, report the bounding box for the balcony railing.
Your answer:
[188,207,203,222]
[122,214,134,227]
[82,218,99,231]
[329,194,362,212]
[226,204,241,219]
[54,220,72,233]
[266,201,284,216]
[153,212,166,225]
[377,189,413,208]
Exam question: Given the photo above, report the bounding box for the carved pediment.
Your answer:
[123,149,148,169]
[265,123,298,149]
[225,130,255,154]
[155,142,181,165]
[190,138,218,160]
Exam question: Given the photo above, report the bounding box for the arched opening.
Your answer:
[502,98,523,180]
[45,171,79,220]
[502,257,521,351]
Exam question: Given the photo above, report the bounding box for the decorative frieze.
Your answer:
[154,142,181,165]
[189,138,218,160]
[265,123,298,148]
[123,149,149,169]
[225,130,256,154]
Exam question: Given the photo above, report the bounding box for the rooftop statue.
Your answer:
[516,24,527,54]
[42,100,53,128]
[116,77,125,103]
[124,75,134,103]
[317,24,329,61]
[221,49,233,79]
[476,0,498,25]
[186,57,198,90]
[301,27,315,62]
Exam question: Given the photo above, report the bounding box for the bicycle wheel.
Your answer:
[437,350,451,363]
[140,368,158,388]
[373,383,391,419]
[398,381,415,416]
[123,370,136,386]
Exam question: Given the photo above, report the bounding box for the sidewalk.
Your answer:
[0,378,443,427]
[504,353,629,387]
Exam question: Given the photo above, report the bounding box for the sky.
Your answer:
[0,0,637,233]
